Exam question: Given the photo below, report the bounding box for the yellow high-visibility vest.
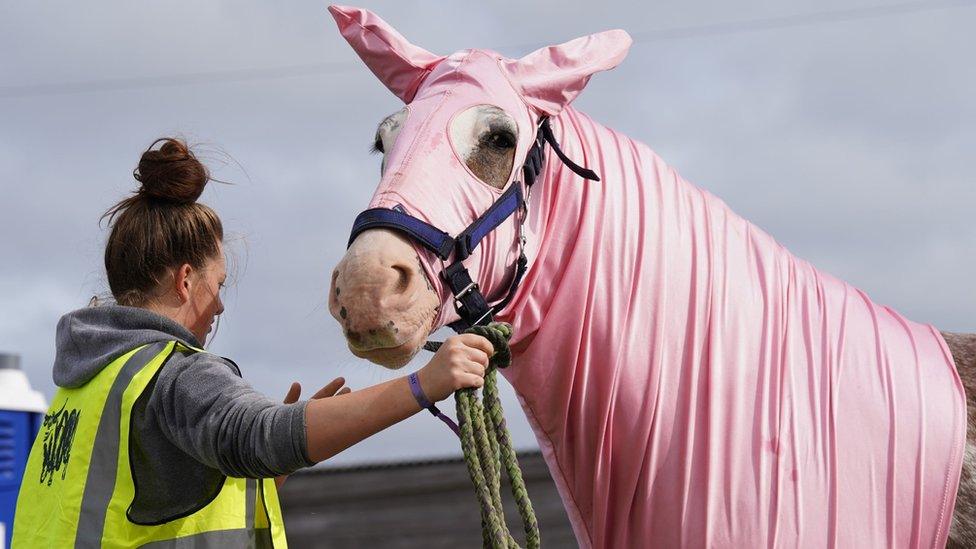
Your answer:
[12,341,288,548]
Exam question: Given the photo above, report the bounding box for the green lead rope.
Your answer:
[455,323,541,549]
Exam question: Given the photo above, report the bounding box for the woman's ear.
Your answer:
[173,263,193,304]
[501,29,632,116]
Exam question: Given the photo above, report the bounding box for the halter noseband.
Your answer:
[347,117,599,333]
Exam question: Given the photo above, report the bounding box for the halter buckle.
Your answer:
[453,281,480,306]
[452,279,494,328]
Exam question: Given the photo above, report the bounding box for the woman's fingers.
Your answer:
[283,382,302,404]
[458,334,495,357]
[284,378,349,403]
[466,361,486,377]
[465,347,490,366]
[461,372,485,388]
[311,377,347,399]
[457,336,491,366]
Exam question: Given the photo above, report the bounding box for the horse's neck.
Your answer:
[502,104,800,381]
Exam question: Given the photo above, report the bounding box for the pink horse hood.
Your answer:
[330,6,966,547]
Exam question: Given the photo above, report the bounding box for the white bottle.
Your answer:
[0,354,46,414]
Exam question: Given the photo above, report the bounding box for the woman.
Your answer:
[12,138,492,548]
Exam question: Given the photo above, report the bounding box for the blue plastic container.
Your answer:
[0,354,46,549]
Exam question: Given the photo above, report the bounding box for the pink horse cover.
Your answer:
[330,6,967,547]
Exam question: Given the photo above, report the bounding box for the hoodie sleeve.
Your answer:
[148,350,315,478]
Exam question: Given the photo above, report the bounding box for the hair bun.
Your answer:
[133,138,209,204]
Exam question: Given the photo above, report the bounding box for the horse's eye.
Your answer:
[370,135,384,155]
[484,131,516,151]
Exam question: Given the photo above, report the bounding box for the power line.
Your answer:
[496,0,973,52]
[0,62,356,98]
[629,0,973,42]
[1,0,972,99]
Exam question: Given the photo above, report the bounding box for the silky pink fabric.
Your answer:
[331,6,966,547]
[330,6,444,102]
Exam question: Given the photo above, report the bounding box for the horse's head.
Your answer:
[328,5,630,368]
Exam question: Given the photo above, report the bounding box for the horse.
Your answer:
[325,5,976,547]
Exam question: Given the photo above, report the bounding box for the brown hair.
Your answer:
[102,138,223,306]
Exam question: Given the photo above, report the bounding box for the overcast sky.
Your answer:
[1,0,973,465]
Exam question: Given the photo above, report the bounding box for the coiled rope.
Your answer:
[429,323,540,548]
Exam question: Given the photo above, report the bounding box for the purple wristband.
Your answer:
[407,372,461,437]
[407,372,434,408]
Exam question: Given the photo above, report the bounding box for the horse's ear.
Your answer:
[502,30,632,116]
[328,5,444,103]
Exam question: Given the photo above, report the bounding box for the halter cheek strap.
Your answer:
[347,117,599,333]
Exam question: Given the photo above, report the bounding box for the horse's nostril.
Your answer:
[391,264,411,293]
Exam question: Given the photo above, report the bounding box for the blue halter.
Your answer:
[347,117,599,333]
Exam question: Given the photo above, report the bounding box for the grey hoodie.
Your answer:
[54,304,312,523]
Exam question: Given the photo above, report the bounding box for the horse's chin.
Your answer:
[347,323,430,369]
[349,341,421,369]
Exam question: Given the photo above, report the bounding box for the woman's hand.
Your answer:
[417,334,494,402]
[303,338,492,463]
[284,378,352,403]
[275,377,350,487]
